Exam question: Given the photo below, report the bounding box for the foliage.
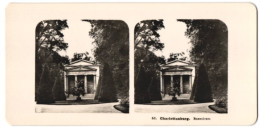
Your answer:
[98,63,118,102]
[52,68,66,101]
[191,63,213,103]
[135,20,165,51]
[134,65,151,103]
[167,52,187,62]
[134,48,165,103]
[36,65,55,104]
[134,20,165,103]
[70,86,85,97]
[85,20,129,100]
[35,20,70,102]
[149,78,162,101]
[178,19,228,98]
[167,86,180,97]
[120,97,129,108]
[215,96,228,109]
[35,20,69,53]
[71,52,92,62]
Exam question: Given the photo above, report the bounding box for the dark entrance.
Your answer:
[87,75,94,94]
[182,75,190,93]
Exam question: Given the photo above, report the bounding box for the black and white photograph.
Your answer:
[134,19,228,113]
[35,20,129,113]
[5,3,257,125]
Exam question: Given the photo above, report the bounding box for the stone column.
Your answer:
[180,75,183,93]
[162,76,164,94]
[94,75,96,90]
[189,75,192,90]
[64,72,67,93]
[170,75,173,88]
[74,75,77,87]
[160,72,163,93]
[84,75,87,93]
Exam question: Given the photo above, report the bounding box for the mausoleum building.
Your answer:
[160,60,196,96]
[64,59,100,100]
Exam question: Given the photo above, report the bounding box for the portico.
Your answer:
[64,59,100,100]
[160,60,196,96]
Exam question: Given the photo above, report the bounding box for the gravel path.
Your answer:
[134,101,216,113]
[36,102,122,113]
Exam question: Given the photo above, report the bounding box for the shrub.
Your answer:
[215,96,227,108]
[120,97,129,108]
[134,66,151,104]
[52,73,66,101]
[37,65,55,104]
[167,86,180,101]
[192,63,213,103]
[70,86,85,97]
[98,63,118,102]
[149,78,162,101]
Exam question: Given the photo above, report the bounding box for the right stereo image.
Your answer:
[134,19,228,113]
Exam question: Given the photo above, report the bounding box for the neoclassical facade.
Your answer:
[160,60,196,95]
[64,60,100,100]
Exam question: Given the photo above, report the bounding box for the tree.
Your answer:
[134,20,165,103]
[35,20,69,102]
[191,63,213,102]
[37,65,55,104]
[71,52,92,62]
[98,63,118,102]
[52,69,66,101]
[178,20,228,98]
[167,52,187,62]
[84,20,129,101]
[134,20,165,51]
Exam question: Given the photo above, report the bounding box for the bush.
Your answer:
[120,97,129,107]
[215,96,227,108]
[70,86,85,97]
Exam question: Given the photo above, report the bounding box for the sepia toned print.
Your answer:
[134,19,228,113]
[35,20,129,113]
[5,3,257,125]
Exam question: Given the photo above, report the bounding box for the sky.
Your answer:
[59,19,191,61]
[154,19,191,61]
[59,19,94,59]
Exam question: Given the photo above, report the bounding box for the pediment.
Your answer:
[165,60,190,66]
[69,60,94,66]
[162,66,192,72]
[66,66,97,71]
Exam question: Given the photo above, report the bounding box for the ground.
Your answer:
[35,94,216,113]
[134,94,216,113]
[36,102,122,113]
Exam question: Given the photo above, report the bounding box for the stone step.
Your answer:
[162,94,191,100]
[66,94,95,100]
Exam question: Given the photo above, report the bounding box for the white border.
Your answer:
[1,0,259,128]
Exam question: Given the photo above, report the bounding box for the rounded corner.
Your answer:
[215,19,228,32]
[5,114,14,126]
[5,3,14,12]
[118,20,129,31]
[246,2,258,14]
[248,114,258,126]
